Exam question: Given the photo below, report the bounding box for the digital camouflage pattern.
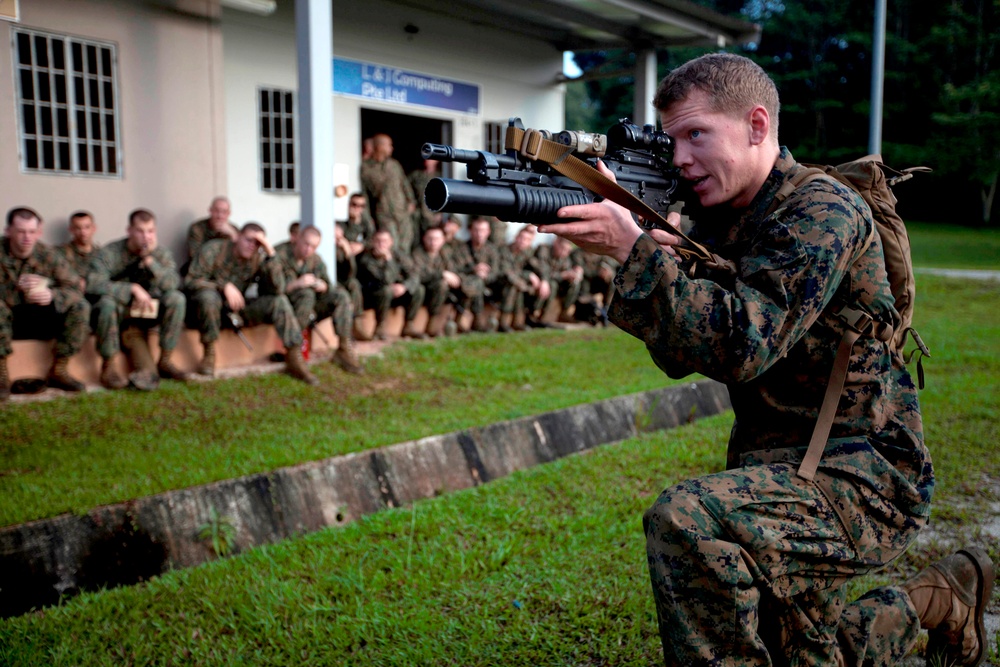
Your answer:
[361,157,416,255]
[610,149,932,665]
[185,218,239,261]
[0,237,88,358]
[341,209,376,251]
[499,242,549,315]
[356,248,424,323]
[56,242,100,289]
[87,238,185,357]
[408,168,438,236]
[274,242,354,339]
[449,240,506,314]
[334,235,363,316]
[184,239,301,348]
[535,243,584,313]
[410,245,458,316]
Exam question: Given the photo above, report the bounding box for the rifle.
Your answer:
[422,117,682,231]
[225,311,253,352]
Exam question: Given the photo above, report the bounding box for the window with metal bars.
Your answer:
[484,120,506,154]
[258,87,297,193]
[12,28,121,177]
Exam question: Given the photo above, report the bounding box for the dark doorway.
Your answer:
[360,109,453,176]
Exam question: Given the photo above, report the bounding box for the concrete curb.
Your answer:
[0,379,730,618]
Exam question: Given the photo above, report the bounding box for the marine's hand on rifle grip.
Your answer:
[539,159,643,265]
[647,213,684,259]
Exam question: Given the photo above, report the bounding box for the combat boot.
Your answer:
[100,355,128,390]
[0,356,9,403]
[902,547,995,666]
[197,341,216,377]
[373,321,389,341]
[157,348,188,382]
[121,326,155,372]
[47,356,84,392]
[498,311,515,333]
[472,311,490,333]
[332,338,364,375]
[401,321,427,340]
[285,346,319,385]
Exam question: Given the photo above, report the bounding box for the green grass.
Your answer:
[0,327,676,527]
[907,221,1000,269]
[1,274,997,666]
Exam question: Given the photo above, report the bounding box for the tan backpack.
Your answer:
[773,155,932,480]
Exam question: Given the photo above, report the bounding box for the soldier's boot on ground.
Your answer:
[285,346,319,385]
[332,337,364,375]
[122,327,155,372]
[498,311,515,333]
[373,320,389,341]
[0,356,9,403]
[902,547,995,666]
[425,315,445,338]
[47,356,85,392]
[353,316,372,342]
[197,341,216,377]
[401,320,427,340]
[157,348,188,382]
[100,355,128,390]
[472,311,490,333]
[558,304,577,323]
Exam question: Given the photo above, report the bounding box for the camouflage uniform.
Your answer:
[186,218,240,261]
[450,240,505,316]
[86,239,185,359]
[274,242,354,340]
[408,168,438,238]
[535,243,584,314]
[355,248,425,327]
[341,211,376,251]
[410,245,459,317]
[184,239,301,349]
[335,237,363,316]
[499,242,548,316]
[56,242,100,289]
[611,149,932,665]
[361,157,416,255]
[0,237,88,358]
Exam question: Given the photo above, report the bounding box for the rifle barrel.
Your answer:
[424,178,591,224]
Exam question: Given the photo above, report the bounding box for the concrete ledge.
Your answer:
[0,379,730,618]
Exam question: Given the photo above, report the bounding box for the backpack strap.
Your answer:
[797,305,894,481]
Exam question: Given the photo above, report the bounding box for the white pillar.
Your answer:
[869,0,886,155]
[295,0,335,273]
[633,49,658,127]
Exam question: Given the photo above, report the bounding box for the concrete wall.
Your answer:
[0,380,730,618]
[0,0,226,259]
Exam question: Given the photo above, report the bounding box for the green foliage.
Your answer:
[564,0,1000,223]
[197,507,237,558]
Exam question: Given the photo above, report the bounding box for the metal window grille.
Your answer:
[485,120,505,154]
[12,28,121,177]
[258,87,297,192]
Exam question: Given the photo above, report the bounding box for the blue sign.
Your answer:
[333,58,479,115]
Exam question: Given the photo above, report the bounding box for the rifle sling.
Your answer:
[505,126,721,265]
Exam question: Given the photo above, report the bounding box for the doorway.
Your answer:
[360,109,453,176]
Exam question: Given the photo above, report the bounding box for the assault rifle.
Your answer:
[421,117,682,230]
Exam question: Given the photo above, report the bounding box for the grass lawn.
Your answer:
[1,273,997,666]
[907,221,1000,270]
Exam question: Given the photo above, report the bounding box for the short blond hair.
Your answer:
[654,53,779,140]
